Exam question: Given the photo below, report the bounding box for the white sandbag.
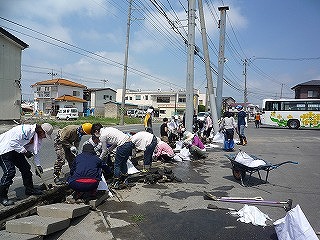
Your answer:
[174,140,183,150]
[274,204,318,240]
[173,155,183,162]
[127,159,140,174]
[230,204,271,226]
[211,132,225,143]
[97,175,109,191]
[235,151,266,168]
[177,147,191,161]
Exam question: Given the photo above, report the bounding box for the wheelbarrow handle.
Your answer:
[272,161,299,169]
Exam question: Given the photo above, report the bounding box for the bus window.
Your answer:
[307,102,320,111]
[265,101,280,111]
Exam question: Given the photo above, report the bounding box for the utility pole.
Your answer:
[120,0,133,125]
[198,0,219,133]
[243,59,248,107]
[185,0,196,132]
[48,69,57,79]
[280,83,284,98]
[216,6,229,119]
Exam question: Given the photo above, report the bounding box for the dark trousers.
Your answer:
[144,136,157,166]
[0,151,33,188]
[114,142,134,178]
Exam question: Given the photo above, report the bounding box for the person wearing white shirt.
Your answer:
[99,127,134,189]
[0,123,53,206]
[131,131,158,172]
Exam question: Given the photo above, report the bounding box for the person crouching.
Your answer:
[68,143,108,201]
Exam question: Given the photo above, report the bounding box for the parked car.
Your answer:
[126,109,145,118]
[56,108,79,120]
[197,112,207,121]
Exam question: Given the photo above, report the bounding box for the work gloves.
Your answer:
[70,146,78,155]
[35,166,43,177]
[24,151,33,158]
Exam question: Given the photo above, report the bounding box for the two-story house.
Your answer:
[32,78,87,115]
[83,88,117,116]
[291,80,320,99]
[0,27,29,122]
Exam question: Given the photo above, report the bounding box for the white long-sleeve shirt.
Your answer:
[0,124,42,165]
[0,124,36,155]
[99,127,130,159]
[131,131,154,151]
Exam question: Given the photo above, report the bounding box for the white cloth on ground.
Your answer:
[230,204,271,226]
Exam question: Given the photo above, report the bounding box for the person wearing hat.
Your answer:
[0,123,53,206]
[144,107,154,134]
[236,105,248,145]
[183,131,207,159]
[53,123,92,185]
[67,143,108,202]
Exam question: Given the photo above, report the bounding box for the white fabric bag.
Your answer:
[274,205,318,240]
[211,132,225,143]
[177,147,191,161]
[127,159,140,174]
[174,140,183,150]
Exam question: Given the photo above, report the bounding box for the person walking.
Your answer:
[144,107,154,134]
[0,123,53,206]
[220,111,238,151]
[236,105,248,145]
[53,123,92,185]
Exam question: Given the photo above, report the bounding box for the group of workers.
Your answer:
[0,105,248,206]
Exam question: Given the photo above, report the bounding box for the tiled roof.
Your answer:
[291,80,320,89]
[32,78,86,88]
[55,95,86,103]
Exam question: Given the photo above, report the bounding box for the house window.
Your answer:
[37,87,41,91]
[103,95,109,100]
[157,96,170,103]
[125,96,128,100]
[307,90,317,98]
[135,95,141,100]
[160,109,166,114]
[145,95,148,100]
[110,96,112,100]
[73,91,80,97]
[129,97,132,100]
[44,87,50,91]
[178,97,186,103]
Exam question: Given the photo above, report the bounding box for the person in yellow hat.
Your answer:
[53,123,92,185]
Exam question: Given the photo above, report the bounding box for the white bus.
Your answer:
[261,99,320,129]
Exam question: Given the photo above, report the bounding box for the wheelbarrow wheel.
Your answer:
[232,169,246,181]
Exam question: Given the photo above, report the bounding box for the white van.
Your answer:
[56,108,79,120]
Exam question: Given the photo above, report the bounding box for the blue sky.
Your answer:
[1,0,319,106]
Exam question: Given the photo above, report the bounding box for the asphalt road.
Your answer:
[1,122,320,239]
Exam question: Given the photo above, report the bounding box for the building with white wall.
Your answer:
[32,78,87,115]
[0,27,29,122]
[116,88,199,118]
[84,88,116,116]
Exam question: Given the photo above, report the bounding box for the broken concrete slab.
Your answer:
[6,215,70,235]
[0,230,43,240]
[37,203,90,219]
